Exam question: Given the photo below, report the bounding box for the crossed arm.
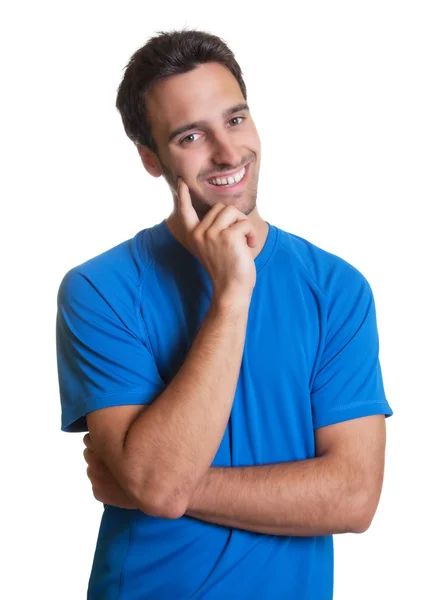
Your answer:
[81,281,387,536]
[84,413,386,536]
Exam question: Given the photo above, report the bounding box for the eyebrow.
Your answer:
[168,102,250,143]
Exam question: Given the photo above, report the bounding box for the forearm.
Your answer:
[186,457,369,536]
[125,294,251,516]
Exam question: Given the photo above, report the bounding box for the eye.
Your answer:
[179,116,246,145]
[180,132,202,145]
[229,116,245,126]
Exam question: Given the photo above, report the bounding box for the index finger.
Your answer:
[176,177,200,231]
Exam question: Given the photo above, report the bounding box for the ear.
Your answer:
[137,145,163,178]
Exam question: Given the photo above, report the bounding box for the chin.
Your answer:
[197,196,257,220]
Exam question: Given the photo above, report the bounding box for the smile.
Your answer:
[204,163,250,191]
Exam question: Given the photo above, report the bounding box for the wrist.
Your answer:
[211,288,253,313]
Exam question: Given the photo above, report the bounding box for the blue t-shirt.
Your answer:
[56,219,393,599]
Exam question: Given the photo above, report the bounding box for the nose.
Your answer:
[210,131,241,167]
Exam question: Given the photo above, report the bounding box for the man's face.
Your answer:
[143,62,262,219]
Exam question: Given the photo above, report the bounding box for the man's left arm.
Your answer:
[185,414,386,536]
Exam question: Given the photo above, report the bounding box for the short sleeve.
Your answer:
[56,269,166,432]
[310,267,393,429]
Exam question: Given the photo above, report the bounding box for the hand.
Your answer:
[176,178,257,299]
[83,433,139,510]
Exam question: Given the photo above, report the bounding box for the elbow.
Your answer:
[350,515,371,534]
[147,496,188,520]
[122,448,189,519]
[351,508,376,534]
[351,516,373,534]
[348,492,378,534]
[128,479,188,520]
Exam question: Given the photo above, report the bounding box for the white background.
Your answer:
[2,1,427,598]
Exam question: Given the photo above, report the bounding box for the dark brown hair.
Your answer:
[115,28,247,156]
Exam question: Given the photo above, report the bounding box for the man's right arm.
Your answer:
[100,293,250,519]
[86,179,257,519]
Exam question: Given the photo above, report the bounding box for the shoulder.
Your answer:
[274,225,372,299]
[57,226,157,313]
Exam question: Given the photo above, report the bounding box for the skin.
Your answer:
[82,61,387,534]
[137,61,269,258]
[84,414,387,534]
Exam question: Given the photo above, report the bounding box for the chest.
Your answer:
[142,267,322,464]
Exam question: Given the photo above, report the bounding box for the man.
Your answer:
[56,28,393,599]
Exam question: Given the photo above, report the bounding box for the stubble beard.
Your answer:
[190,182,258,220]
[161,160,259,221]
[179,171,258,220]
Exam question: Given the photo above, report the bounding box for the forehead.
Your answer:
[146,62,245,140]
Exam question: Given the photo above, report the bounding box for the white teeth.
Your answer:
[209,166,246,186]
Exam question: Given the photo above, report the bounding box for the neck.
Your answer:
[166,206,269,260]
